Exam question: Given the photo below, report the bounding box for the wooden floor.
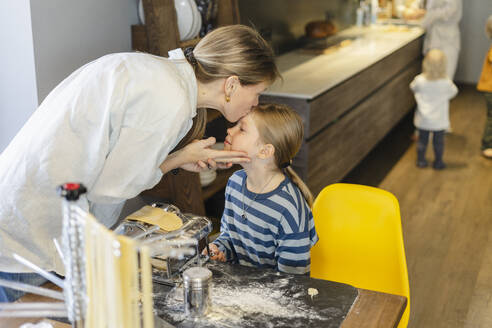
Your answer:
[343,84,492,328]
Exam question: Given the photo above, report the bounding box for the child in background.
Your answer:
[477,15,492,159]
[410,49,458,169]
[204,104,318,274]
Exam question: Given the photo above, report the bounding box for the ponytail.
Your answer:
[285,167,313,208]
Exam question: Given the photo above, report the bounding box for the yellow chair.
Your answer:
[310,183,410,328]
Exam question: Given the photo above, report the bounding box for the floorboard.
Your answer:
[343,84,492,327]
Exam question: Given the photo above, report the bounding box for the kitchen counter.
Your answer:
[264,24,424,99]
[260,24,424,194]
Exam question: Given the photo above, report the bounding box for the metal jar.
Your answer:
[182,267,212,317]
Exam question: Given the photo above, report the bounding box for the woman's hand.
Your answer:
[202,243,226,262]
[160,137,250,174]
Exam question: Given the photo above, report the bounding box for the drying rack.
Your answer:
[0,183,197,328]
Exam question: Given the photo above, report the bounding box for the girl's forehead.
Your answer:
[239,113,256,126]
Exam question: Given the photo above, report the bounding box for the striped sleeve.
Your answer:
[275,209,317,274]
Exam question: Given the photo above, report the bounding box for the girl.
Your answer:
[411,49,458,169]
[205,104,318,274]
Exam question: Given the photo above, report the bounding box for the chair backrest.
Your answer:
[310,183,410,328]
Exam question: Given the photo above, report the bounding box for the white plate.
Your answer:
[200,170,217,187]
[174,0,194,41]
[189,0,202,39]
[138,0,145,24]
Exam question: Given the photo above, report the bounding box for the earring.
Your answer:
[225,95,230,102]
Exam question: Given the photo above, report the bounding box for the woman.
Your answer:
[0,25,280,301]
[404,0,462,79]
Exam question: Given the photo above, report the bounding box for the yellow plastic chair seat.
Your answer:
[311,183,410,328]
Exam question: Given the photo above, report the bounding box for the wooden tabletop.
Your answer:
[342,289,407,328]
[1,284,406,328]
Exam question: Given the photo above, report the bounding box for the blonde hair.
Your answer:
[175,25,280,152]
[423,49,447,80]
[192,25,280,85]
[251,104,314,207]
[486,15,492,39]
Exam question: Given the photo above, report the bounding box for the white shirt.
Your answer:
[0,49,197,273]
[422,0,462,53]
[410,74,458,131]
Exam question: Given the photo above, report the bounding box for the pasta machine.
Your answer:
[114,203,213,285]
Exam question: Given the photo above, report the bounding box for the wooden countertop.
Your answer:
[343,289,407,328]
[262,24,424,99]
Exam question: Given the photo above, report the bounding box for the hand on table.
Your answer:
[202,243,226,262]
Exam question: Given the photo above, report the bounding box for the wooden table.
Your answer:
[342,289,406,328]
[1,280,406,328]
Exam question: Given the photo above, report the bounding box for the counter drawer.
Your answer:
[307,60,421,195]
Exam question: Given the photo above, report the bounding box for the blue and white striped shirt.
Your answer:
[213,170,318,274]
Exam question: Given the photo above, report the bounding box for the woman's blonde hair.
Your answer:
[486,15,492,39]
[251,104,314,207]
[423,49,447,80]
[175,25,280,152]
[192,25,280,85]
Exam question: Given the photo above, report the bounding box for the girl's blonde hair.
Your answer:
[423,49,447,80]
[251,104,314,207]
[175,25,280,152]
[486,15,492,39]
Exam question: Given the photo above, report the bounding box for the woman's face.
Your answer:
[222,81,269,123]
[224,114,263,158]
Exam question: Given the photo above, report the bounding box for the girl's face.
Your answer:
[222,81,268,123]
[224,114,263,158]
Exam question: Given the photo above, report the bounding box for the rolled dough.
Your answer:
[126,205,183,232]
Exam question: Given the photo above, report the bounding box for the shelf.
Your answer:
[179,37,201,49]
[133,0,239,56]
[202,166,240,201]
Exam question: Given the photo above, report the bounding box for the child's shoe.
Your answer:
[432,161,446,170]
[416,159,428,168]
[482,148,492,159]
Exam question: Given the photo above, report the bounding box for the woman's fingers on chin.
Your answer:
[210,149,248,158]
[216,157,250,163]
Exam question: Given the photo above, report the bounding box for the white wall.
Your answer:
[30,0,139,102]
[455,0,492,84]
[0,0,139,153]
[0,0,38,153]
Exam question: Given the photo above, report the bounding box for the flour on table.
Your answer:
[163,277,326,328]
